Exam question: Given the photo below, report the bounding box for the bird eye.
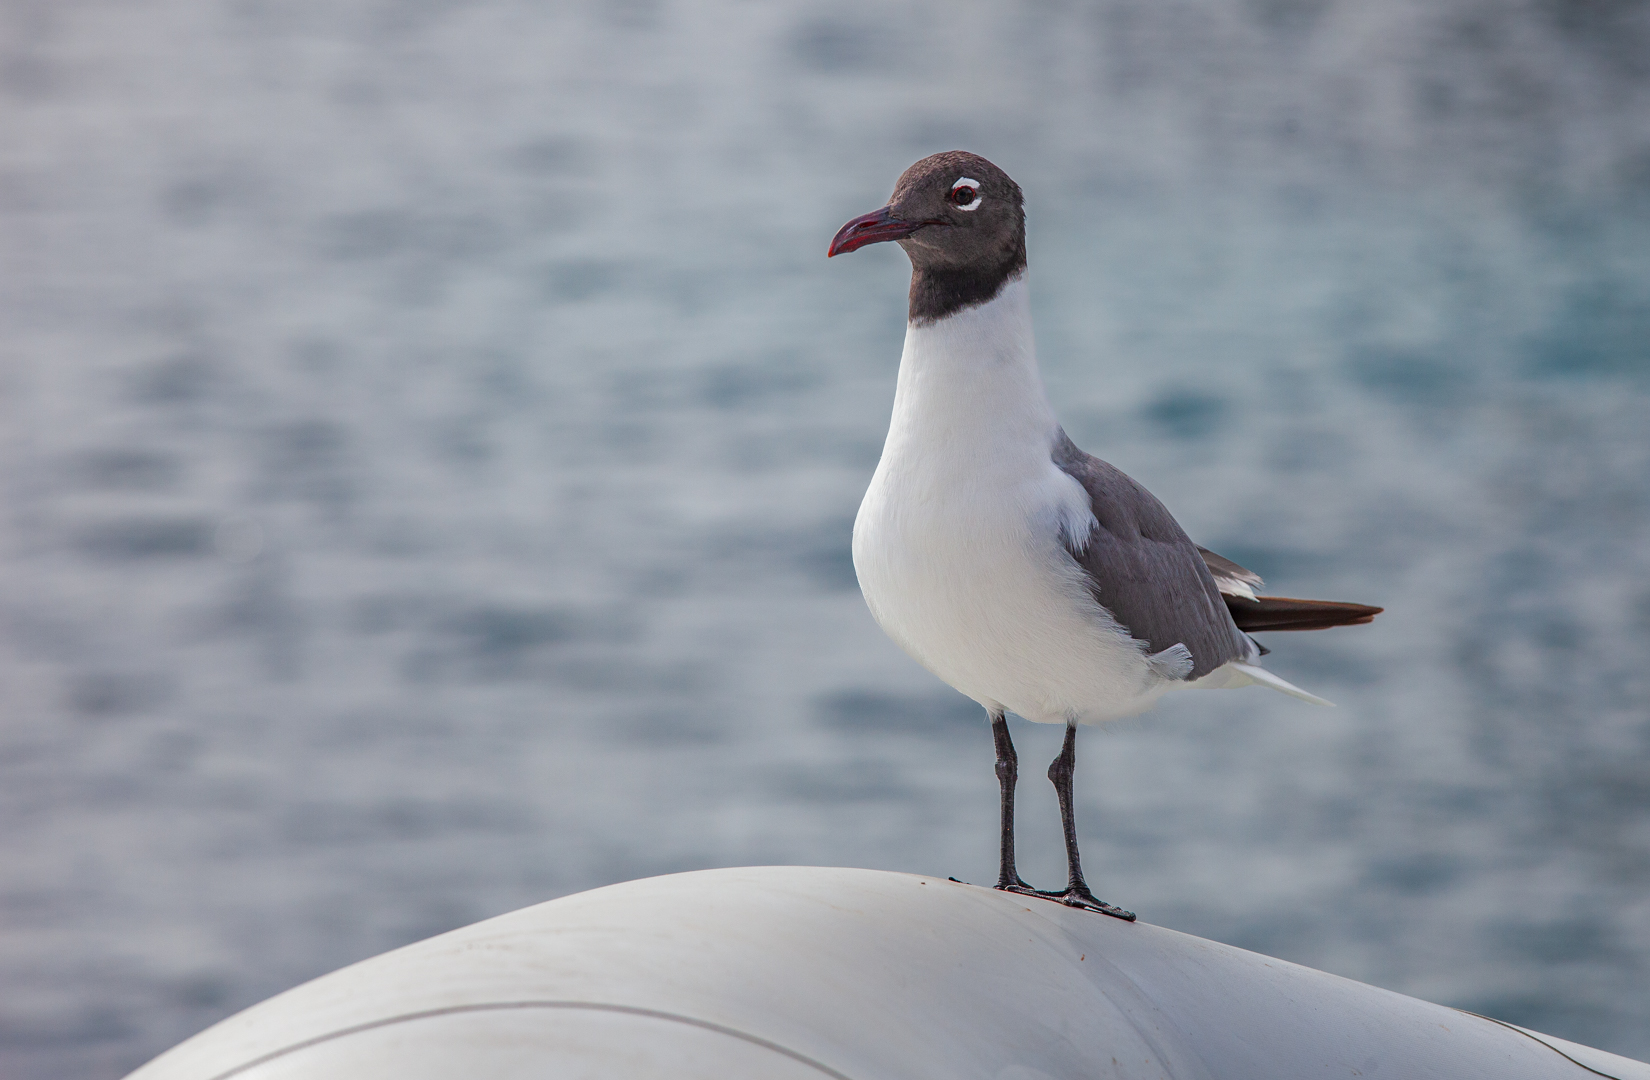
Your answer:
[949,178,982,211]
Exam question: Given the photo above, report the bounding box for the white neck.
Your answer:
[882,275,1058,477]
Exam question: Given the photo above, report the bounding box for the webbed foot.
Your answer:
[1035,885,1135,921]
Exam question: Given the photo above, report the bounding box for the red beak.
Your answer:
[828,207,925,257]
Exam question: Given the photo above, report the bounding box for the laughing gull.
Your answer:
[828,152,1381,920]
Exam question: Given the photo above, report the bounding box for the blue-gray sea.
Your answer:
[3,2,1650,1076]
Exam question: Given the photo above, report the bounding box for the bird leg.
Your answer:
[990,713,1035,893]
[1040,722,1135,921]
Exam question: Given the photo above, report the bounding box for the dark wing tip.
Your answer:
[1225,596,1383,633]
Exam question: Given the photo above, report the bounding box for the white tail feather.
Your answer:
[1225,662,1335,706]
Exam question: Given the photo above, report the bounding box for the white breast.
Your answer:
[851,278,1169,725]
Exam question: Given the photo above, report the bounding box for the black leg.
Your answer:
[991,712,1034,892]
[1042,722,1135,921]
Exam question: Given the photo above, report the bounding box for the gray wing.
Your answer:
[1197,546,1271,655]
[1052,430,1252,680]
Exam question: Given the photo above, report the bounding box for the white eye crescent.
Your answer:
[949,177,982,211]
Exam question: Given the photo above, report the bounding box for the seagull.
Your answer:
[828,152,1381,921]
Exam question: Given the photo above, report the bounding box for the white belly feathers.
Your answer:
[851,279,1169,725]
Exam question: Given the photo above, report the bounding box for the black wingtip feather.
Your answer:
[1224,595,1383,633]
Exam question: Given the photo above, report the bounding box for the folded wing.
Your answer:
[1052,433,1255,681]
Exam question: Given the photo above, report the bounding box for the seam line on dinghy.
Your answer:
[1452,1009,1626,1079]
[203,1000,857,1080]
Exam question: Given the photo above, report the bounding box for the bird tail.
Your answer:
[1220,662,1335,707]
[1224,595,1382,633]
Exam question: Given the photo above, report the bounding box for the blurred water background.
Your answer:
[3,1,1650,1075]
